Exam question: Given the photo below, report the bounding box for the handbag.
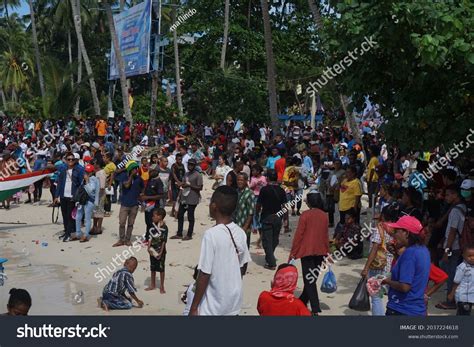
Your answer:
[370,223,387,270]
[348,278,371,311]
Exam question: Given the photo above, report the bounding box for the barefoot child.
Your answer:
[145,207,168,293]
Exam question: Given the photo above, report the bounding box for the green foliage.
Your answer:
[325,0,474,150]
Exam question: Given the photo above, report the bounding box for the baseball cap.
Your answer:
[83,155,92,162]
[73,153,80,160]
[83,142,91,148]
[92,142,100,149]
[385,215,423,235]
[85,164,95,173]
[188,158,197,165]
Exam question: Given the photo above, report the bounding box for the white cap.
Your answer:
[73,153,80,160]
[461,179,473,190]
[92,142,100,149]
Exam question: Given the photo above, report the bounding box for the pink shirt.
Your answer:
[249,175,267,196]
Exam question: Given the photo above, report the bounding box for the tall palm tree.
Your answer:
[0,48,34,102]
[103,0,132,122]
[220,0,230,70]
[1,0,20,21]
[70,0,101,116]
[260,0,279,135]
[28,0,46,103]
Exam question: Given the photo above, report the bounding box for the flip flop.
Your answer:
[435,301,457,310]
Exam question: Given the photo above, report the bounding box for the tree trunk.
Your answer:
[307,0,323,31]
[220,0,230,70]
[68,30,73,89]
[260,0,279,136]
[119,0,125,11]
[4,0,9,20]
[28,0,46,103]
[103,0,132,122]
[339,93,363,145]
[246,0,251,75]
[150,70,158,129]
[173,10,183,117]
[0,81,6,109]
[70,0,101,116]
[307,0,362,145]
[74,28,83,117]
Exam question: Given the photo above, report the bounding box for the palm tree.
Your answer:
[103,0,132,122]
[1,0,20,21]
[220,0,230,70]
[0,48,34,102]
[260,0,279,136]
[28,0,46,104]
[70,0,101,116]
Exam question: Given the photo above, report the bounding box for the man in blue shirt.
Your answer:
[383,216,430,316]
[114,161,144,247]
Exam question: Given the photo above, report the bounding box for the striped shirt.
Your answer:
[103,268,136,296]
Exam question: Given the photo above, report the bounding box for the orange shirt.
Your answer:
[96,120,107,137]
[274,158,286,182]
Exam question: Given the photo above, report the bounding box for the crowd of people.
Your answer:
[1,114,473,316]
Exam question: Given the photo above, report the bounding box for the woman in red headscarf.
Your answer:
[257,264,311,316]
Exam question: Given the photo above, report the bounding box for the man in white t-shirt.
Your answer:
[189,186,251,316]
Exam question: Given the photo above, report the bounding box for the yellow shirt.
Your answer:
[339,178,362,211]
[367,157,379,182]
[282,166,298,191]
[96,121,107,137]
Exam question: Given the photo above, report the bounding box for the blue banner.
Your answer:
[109,0,152,80]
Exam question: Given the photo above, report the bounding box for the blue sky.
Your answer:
[10,0,30,16]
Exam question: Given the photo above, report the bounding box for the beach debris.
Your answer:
[41,242,48,247]
[17,262,31,268]
[169,262,181,267]
[90,261,101,266]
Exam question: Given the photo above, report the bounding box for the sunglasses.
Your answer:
[66,158,75,161]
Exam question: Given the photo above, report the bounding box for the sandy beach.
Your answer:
[0,178,451,316]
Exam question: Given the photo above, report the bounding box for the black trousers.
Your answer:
[60,197,76,237]
[177,203,197,237]
[33,179,43,201]
[300,255,324,313]
[144,210,153,241]
[326,195,335,224]
[261,215,282,267]
[104,195,112,212]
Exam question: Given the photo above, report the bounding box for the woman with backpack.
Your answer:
[75,164,100,242]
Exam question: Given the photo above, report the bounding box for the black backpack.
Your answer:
[73,185,89,205]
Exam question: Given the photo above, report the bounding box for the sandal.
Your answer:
[435,301,457,310]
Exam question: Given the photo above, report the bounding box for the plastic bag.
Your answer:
[320,267,337,293]
[349,278,370,311]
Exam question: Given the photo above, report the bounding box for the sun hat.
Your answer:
[385,215,423,235]
[83,142,91,148]
[126,160,139,173]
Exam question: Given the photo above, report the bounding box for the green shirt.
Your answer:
[233,187,255,231]
[150,223,168,253]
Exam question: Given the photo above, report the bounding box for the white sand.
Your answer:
[0,178,450,316]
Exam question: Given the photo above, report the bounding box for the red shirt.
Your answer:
[290,208,329,259]
[257,291,311,316]
[274,158,286,182]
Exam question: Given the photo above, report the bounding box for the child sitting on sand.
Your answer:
[145,207,168,293]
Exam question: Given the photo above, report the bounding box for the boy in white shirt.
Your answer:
[189,186,251,315]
